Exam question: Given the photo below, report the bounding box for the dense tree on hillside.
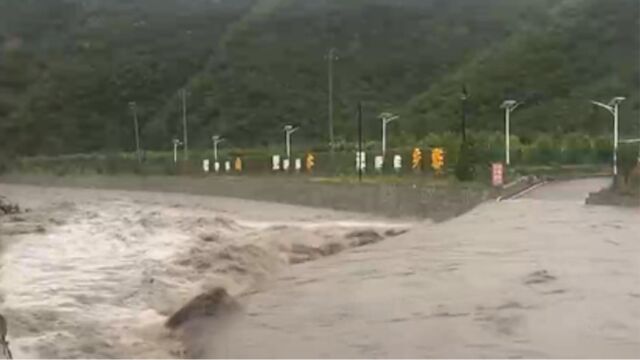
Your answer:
[404,0,639,141]
[0,0,254,155]
[0,0,637,155]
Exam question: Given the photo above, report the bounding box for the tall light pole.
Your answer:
[379,112,399,158]
[180,89,188,161]
[211,135,225,163]
[591,96,626,176]
[284,125,299,160]
[128,101,142,164]
[172,138,182,164]
[326,48,338,151]
[500,100,520,166]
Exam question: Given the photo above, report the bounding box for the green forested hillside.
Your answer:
[403,0,640,140]
[0,0,638,155]
[0,0,254,154]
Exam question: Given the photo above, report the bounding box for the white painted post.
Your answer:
[356,152,366,172]
[374,155,384,172]
[393,155,402,172]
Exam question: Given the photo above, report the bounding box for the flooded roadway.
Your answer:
[0,178,638,358]
[194,178,639,358]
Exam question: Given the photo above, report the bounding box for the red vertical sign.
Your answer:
[492,163,504,187]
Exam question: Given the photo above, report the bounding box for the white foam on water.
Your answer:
[0,201,193,358]
[0,192,410,358]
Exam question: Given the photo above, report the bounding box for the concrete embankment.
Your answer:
[0,174,491,221]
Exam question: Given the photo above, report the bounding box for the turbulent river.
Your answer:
[0,184,410,358]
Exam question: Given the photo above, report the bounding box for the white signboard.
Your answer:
[272,155,281,171]
[295,158,302,171]
[202,159,210,173]
[214,161,221,173]
[393,155,402,171]
[283,158,290,171]
[356,152,366,171]
[374,156,384,171]
[225,161,231,172]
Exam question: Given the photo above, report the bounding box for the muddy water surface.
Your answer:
[1,179,638,358]
[192,178,640,358]
[0,184,411,358]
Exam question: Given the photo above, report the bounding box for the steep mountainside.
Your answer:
[0,0,637,155]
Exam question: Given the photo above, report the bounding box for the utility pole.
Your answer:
[591,97,626,176]
[128,101,142,164]
[181,89,188,161]
[500,100,520,166]
[327,48,338,151]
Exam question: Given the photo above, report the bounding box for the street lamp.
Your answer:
[591,96,626,176]
[379,112,399,158]
[171,138,183,164]
[500,100,520,166]
[284,125,299,160]
[128,101,142,164]
[211,135,225,163]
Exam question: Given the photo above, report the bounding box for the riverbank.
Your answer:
[0,174,491,221]
[586,171,640,207]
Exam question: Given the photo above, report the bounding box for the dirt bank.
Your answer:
[0,184,412,358]
[0,174,490,221]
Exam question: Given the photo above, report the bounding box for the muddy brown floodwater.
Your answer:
[0,184,412,358]
[0,178,638,358]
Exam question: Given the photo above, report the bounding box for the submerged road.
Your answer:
[196,178,639,358]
